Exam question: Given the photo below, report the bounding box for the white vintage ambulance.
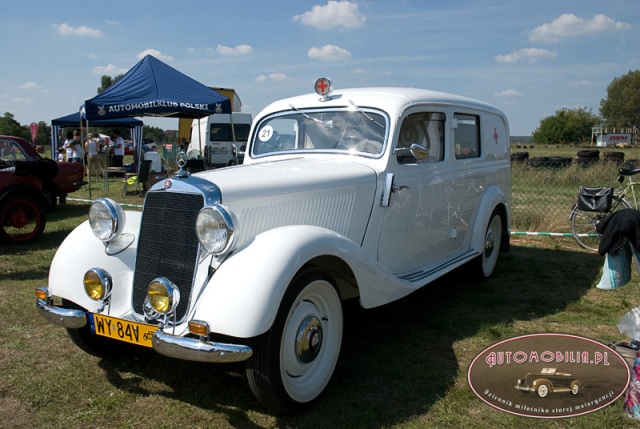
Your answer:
[36,78,511,414]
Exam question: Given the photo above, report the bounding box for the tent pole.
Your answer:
[85,122,92,201]
[197,116,203,165]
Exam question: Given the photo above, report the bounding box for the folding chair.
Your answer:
[122,160,152,196]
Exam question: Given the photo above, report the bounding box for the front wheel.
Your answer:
[246,268,343,414]
[0,194,46,245]
[570,196,631,252]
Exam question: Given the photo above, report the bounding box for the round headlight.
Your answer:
[196,205,234,255]
[89,198,125,241]
[83,268,112,301]
[147,278,180,314]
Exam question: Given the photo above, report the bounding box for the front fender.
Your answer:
[48,211,141,313]
[192,225,415,338]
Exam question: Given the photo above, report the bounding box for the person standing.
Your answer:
[70,130,84,164]
[63,131,74,162]
[85,132,103,183]
[112,129,125,167]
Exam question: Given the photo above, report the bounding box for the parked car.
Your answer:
[515,368,582,397]
[0,135,81,244]
[36,79,511,414]
[0,135,84,206]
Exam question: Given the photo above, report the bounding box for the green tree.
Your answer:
[97,74,124,94]
[532,107,599,145]
[143,125,166,143]
[600,70,640,129]
[0,112,28,139]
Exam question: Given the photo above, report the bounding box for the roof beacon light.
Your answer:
[314,77,333,101]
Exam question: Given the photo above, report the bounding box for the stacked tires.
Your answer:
[576,150,599,167]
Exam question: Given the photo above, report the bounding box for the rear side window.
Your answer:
[454,113,480,159]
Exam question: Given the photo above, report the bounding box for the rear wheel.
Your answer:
[472,211,503,279]
[0,194,46,245]
[570,196,631,252]
[246,268,343,414]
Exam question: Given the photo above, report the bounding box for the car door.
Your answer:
[377,111,458,275]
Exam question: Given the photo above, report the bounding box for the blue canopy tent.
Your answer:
[82,55,232,167]
[50,112,143,157]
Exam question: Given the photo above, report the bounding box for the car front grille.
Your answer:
[132,191,204,322]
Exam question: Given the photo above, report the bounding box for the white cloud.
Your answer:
[186,47,196,53]
[21,82,40,90]
[137,49,174,62]
[529,14,632,43]
[92,64,129,76]
[495,89,523,97]
[216,44,253,56]
[13,97,34,104]
[53,23,103,37]
[293,1,366,30]
[308,44,352,61]
[567,80,594,87]
[104,19,120,26]
[255,73,288,82]
[494,48,557,64]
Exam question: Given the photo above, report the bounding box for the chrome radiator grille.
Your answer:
[132,191,204,321]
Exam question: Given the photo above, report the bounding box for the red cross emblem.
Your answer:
[493,128,499,145]
[314,77,333,97]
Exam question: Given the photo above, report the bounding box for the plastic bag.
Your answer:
[618,308,640,340]
[596,243,632,290]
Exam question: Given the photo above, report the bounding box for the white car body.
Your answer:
[37,80,511,414]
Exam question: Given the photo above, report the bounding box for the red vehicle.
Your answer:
[0,135,84,244]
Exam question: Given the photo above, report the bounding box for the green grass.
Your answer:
[1,200,639,428]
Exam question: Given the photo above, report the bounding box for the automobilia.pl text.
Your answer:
[485,351,610,368]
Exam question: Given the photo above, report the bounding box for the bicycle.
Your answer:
[570,166,640,252]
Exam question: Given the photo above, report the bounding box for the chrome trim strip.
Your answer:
[153,330,253,363]
[36,299,87,329]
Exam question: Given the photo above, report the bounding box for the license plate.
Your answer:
[88,313,157,347]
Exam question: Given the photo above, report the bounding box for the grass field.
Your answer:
[2,197,640,428]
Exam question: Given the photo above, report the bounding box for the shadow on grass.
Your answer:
[94,245,603,428]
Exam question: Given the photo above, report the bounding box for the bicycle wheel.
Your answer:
[570,196,632,252]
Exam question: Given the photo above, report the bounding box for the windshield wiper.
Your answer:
[288,103,326,125]
[348,100,384,128]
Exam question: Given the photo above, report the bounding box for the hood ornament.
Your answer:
[174,151,190,178]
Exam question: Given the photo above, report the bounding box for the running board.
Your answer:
[398,249,479,283]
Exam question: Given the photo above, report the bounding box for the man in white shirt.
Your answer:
[112,129,125,167]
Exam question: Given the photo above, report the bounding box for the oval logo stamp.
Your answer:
[467,333,630,418]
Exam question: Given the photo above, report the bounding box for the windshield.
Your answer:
[251,109,387,157]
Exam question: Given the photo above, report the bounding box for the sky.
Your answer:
[1,0,638,136]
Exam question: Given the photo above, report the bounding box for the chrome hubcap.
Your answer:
[484,230,495,257]
[295,316,323,363]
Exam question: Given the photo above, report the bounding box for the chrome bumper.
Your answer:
[36,298,87,329]
[153,330,253,363]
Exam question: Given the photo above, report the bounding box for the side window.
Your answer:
[396,112,445,164]
[454,113,480,159]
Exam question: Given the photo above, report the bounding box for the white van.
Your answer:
[188,113,252,167]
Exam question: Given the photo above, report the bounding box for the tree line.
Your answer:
[532,70,640,145]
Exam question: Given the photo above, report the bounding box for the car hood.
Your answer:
[195,157,378,245]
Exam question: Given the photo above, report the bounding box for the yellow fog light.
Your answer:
[35,287,50,301]
[83,269,112,301]
[188,320,210,337]
[147,278,180,314]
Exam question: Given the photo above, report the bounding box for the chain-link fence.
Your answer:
[511,149,640,235]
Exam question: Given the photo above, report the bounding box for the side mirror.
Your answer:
[410,144,429,160]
